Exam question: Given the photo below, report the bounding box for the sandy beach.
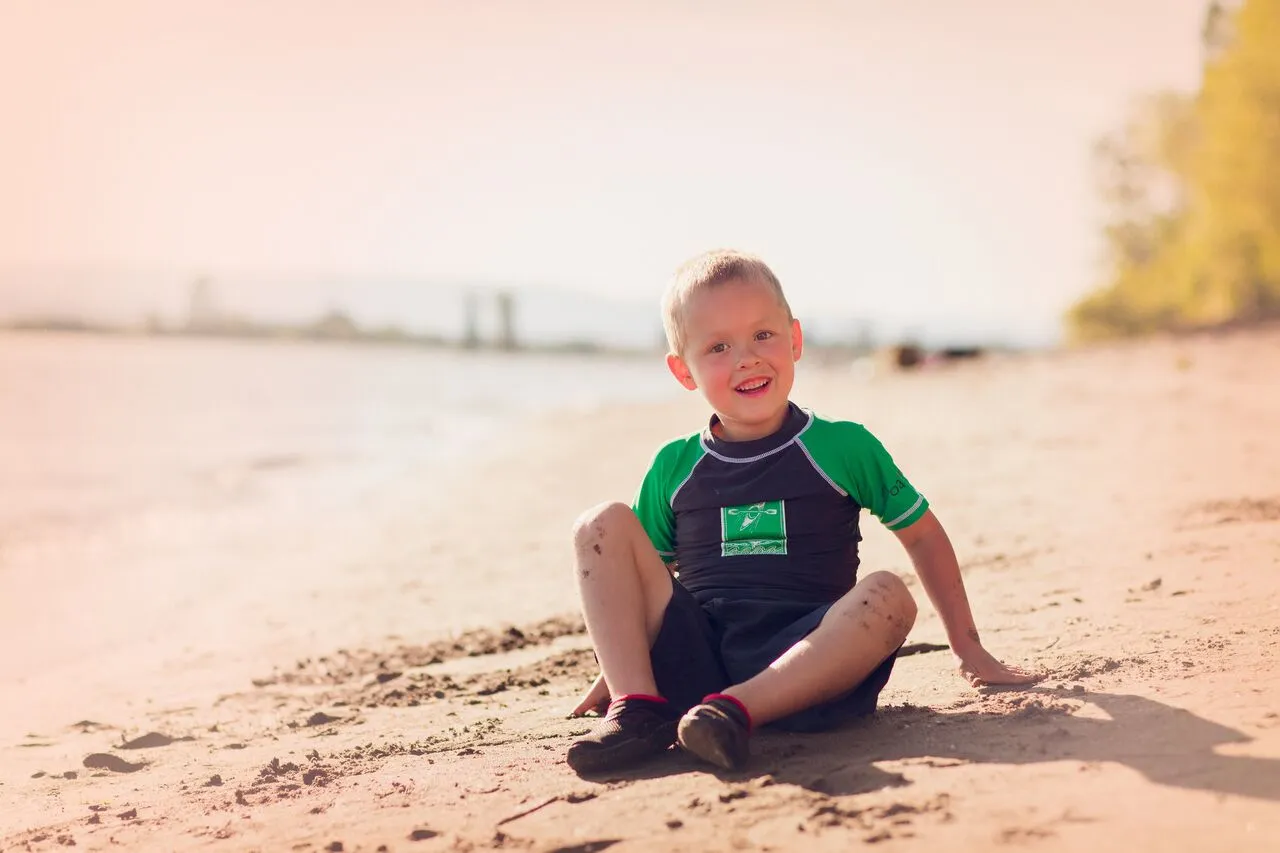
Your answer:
[3,327,1279,852]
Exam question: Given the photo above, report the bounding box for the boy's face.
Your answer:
[666,276,803,442]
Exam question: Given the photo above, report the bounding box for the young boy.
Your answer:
[565,250,1038,774]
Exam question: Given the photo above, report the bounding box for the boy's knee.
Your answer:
[861,570,918,635]
[571,501,635,552]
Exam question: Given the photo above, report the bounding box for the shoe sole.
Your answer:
[677,715,745,771]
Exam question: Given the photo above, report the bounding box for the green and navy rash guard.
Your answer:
[632,402,928,604]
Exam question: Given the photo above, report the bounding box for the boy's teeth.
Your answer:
[738,379,768,391]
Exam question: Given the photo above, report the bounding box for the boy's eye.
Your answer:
[755,331,774,342]
[709,343,729,354]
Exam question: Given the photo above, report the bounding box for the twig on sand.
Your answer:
[496,789,598,826]
[496,795,563,826]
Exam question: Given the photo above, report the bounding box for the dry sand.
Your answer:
[3,328,1279,852]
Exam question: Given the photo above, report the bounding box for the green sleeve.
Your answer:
[631,435,703,558]
[798,419,929,531]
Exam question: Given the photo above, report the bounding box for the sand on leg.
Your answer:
[726,570,916,722]
[571,501,675,698]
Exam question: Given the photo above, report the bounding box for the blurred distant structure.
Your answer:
[3,267,976,357]
[187,277,218,330]
[461,291,481,349]
[184,276,254,335]
[307,309,359,340]
[496,290,518,351]
[0,271,671,355]
[1070,0,1280,340]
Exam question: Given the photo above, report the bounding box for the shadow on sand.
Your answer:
[595,689,1280,802]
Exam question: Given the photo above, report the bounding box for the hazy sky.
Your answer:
[1,0,1206,342]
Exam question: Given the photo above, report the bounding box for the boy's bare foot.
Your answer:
[676,695,752,771]
[565,695,679,774]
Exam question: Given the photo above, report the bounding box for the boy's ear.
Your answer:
[791,318,804,362]
[666,352,698,390]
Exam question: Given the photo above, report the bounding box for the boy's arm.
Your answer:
[893,509,1041,687]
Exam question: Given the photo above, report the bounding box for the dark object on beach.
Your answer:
[544,841,621,853]
[117,808,138,820]
[82,753,146,773]
[70,720,108,732]
[898,642,950,657]
[891,344,923,369]
[307,711,342,727]
[940,346,984,360]
[408,828,439,840]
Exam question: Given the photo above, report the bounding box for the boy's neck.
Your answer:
[709,403,793,443]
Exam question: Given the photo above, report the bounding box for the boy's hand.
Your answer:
[569,672,611,717]
[954,643,1042,688]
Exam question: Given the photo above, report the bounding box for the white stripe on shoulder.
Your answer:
[885,494,925,528]
[669,450,710,506]
[795,435,847,496]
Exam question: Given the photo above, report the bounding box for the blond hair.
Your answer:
[661,249,792,354]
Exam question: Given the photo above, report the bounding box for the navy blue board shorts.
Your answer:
[650,577,899,732]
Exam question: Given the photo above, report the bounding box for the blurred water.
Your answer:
[0,331,677,544]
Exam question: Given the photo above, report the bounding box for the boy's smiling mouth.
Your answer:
[734,377,772,397]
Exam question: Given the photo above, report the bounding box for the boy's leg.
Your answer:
[571,501,675,698]
[566,502,683,773]
[677,570,916,770]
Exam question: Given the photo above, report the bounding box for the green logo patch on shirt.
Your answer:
[720,500,787,556]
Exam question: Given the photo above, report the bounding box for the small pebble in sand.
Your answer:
[327,842,344,852]
[409,828,439,840]
[205,774,223,787]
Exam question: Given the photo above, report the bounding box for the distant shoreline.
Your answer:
[0,321,663,359]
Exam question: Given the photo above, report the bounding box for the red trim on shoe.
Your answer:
[703,693,753,732]
[613,694,667,705]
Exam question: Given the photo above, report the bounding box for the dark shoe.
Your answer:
[565,696,679,774]
[677,696,751,771]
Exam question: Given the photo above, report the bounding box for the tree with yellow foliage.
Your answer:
[1069,0,1280,340]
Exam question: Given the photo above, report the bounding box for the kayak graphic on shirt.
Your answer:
[721,500,787,556]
